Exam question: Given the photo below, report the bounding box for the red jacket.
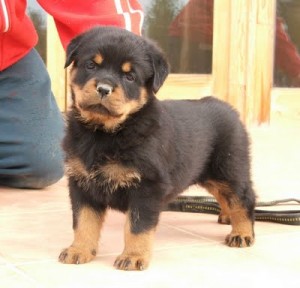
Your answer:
[0,0,143,71]
[275,17,300,79]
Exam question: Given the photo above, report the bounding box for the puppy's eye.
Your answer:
[125,73,135,82]
[85,61,97,70]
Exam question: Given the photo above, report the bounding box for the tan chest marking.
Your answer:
[99,162,141,191]
[66,157,141,191]
[66,157,89,178]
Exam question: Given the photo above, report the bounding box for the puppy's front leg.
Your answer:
[114,210,157,271]
[59,206,106,264]
[59,179,106,264]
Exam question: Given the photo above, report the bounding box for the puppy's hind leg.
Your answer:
[203,180,255,247]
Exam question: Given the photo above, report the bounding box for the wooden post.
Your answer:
[227,0,249,123]
[46,16,67,112]
[246,0,276,125]
[213,0,276,125]
[212,0,231,103]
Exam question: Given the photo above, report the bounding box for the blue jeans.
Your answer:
[0,49,65,188]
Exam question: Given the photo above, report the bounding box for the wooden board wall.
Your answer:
[213,0,276,125]
[46,17,67,111]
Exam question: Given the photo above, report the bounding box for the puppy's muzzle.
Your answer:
[97,83,113,98]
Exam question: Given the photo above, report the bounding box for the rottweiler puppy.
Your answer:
[59,26,256,270]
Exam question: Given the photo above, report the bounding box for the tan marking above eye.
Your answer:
[122,61,132,73]
[93,53,103,65]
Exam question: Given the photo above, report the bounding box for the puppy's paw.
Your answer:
[114,253,150,271]
[225,233,254,247]
[59,246,96,264]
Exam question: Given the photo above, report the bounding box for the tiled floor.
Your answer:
[1,108,300,287]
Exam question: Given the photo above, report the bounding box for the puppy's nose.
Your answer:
[96,83,113,98]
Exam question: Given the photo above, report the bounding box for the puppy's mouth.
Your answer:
[79,103,123,118]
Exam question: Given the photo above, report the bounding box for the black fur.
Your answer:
[63,26,255,253]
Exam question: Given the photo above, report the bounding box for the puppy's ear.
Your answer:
[147,41,170,93]
[64,35,83,68]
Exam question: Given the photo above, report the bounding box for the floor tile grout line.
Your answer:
[4,261,46,288]
[255,229,300,238]
[0,241,226,267]
[161,222,205,237]
[160,222,222,245]
[153,242,220,252]
[11,259,57,267]
[0,208,69,216]
[96,242,221,259]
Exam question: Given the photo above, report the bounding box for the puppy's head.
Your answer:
[65,26,169,131]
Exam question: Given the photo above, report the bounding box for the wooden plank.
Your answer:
[257,0,275,24]
[46,16,67,111]
[213,0,274,125]
[246,0,275,125]
[212,0,231,102]
[157,74,212,100]
[227,0,250,122]
[245,0,258,124]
